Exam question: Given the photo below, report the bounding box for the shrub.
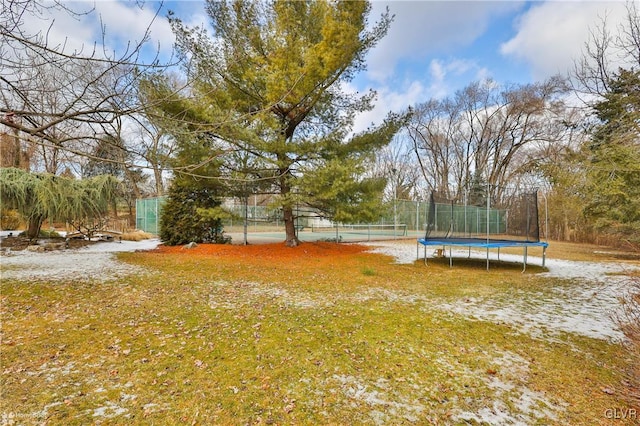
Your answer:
[120,230,154,241]
[159,182,230,246]
[0,208,22,230]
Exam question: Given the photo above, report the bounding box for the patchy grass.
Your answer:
[493,239,640,263]
[1,241,637,424]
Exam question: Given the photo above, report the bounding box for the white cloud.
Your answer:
[21,2,96,56]
[349,80,427,133]
[21,1,176,62]
[426,58,480,99]
[353,1,529,131]
[475,66,491,83]
[95,1,175,56]
[367,1,524,83]
[351,55,492,133]
[500,1,629,80]
[429,60,446,82]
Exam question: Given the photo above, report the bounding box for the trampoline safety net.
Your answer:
[425,190,541,242]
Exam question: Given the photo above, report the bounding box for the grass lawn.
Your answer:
[1,241,638,424]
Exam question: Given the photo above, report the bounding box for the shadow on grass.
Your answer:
[423,255,548,273]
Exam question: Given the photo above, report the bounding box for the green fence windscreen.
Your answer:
[136,197,166,234]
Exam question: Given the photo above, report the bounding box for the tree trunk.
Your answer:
[283,205,299,247]
[26,215,44,240]
[128,201,136,227]
[279,157,300,248]
[154,166,164,196]
[125,168,143,201]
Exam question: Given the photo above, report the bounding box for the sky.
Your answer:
[26,0,632,132]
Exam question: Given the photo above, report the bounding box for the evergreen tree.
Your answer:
[84,134,146,221]
[466,172,488,207]
[163,0,403,247]
[159,181,230,246]
[583,69,640,246]
[83,136,127,178]
[159,135,230,246]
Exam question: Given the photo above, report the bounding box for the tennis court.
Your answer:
[228,224,418,244]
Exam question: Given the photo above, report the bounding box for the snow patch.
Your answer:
[207,280,328,310]
[364,241,418,264]
[363,241,637,342]
[454,350,566,425]
[90,401,129,418]
[0,239,160,282]
[332,374,425,424]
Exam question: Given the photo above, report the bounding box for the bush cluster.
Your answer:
[159,182,230,246]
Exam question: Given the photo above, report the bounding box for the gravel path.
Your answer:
[1,239,161,283]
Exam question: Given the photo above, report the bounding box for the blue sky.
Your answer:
[30,0,631,131]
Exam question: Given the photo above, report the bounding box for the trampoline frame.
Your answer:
[417,237,549,272]
[418,188,548,271]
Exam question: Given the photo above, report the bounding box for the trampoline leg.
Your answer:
[542,246,547,267]
[449,246,452,268]
[522,246,528,273]
[486,247,489,271]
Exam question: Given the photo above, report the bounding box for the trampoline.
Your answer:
[417,189,548,271]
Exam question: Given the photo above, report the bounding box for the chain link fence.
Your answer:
[135,197,430,241]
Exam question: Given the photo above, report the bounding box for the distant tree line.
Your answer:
[389,2,639,248]
[1,0,638,249]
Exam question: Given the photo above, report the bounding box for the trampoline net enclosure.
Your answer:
[424,190,541,242]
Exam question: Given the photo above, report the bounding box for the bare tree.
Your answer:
[407,77,572,202]
[133,72,193,197]
[407,98,465,199]
[573,1,640,97]
[133,119,174,196]
[372,135,422,202]
[0,0,171,174]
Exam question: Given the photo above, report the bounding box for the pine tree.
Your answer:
[158,135,230,246]
[162,0,403,247]
[583,69,640,246]
[159,180,230,246]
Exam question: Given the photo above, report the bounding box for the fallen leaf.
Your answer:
[601,386,615,395]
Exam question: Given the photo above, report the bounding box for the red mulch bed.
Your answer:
[153,241,368,261]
